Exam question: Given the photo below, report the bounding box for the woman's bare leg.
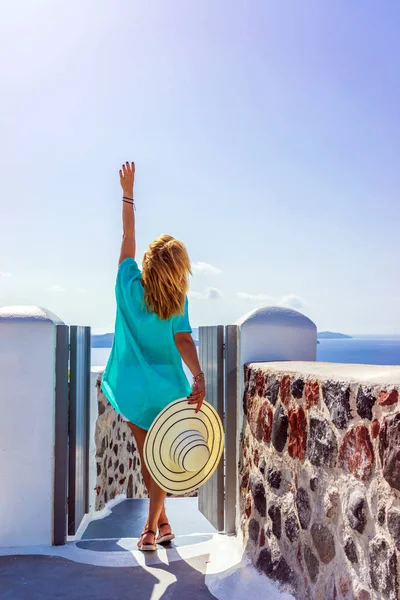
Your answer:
[126,422,152,491]
[127,421,169,545]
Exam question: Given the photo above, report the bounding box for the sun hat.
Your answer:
[143,397,224,495]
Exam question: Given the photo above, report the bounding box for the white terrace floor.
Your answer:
[0,497,293,600]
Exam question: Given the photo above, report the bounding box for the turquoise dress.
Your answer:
[101,257,192,430]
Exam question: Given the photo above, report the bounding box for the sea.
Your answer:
[91,336,400,370]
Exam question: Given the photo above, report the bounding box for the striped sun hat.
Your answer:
[143,398,224,495]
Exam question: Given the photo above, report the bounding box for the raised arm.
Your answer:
[118,161,136,265]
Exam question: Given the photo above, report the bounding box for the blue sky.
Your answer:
[0,0,399,334]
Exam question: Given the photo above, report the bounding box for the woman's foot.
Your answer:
[138,515,174,547]
[157,522,175,545]
[138,523,148,549]
[137,529,157,552]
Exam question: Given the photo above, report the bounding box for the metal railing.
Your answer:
[54,324,91,543]
[198,325,239,534]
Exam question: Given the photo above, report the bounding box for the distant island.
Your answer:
[92,333,114,348]
[92,329,350,347]
[317,331,352,340]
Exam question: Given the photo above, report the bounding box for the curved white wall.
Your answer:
[235,306,317,365]
[0,306,63,547]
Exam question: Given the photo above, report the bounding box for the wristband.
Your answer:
[122,196,136,210]
[193,371,205,383]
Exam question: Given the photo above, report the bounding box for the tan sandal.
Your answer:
[138,529,157,552]
[157,522,175,545]
[137,525,148,548]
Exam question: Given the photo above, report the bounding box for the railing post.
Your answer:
[224,324,239,535]
[53,324,69,545]
[198,325,224,531]
[68,325,91,536]
[84,326,91,514]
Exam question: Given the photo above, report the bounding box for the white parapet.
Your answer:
[0,306,64,547]
[235,305,317,365]
[233,305,317,538]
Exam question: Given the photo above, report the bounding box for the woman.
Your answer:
[101,161,206,552]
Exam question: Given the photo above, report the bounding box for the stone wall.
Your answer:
[95,373,147,510]
[239,361,400,600]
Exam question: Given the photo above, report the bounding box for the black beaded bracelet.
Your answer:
[122,196,136,209]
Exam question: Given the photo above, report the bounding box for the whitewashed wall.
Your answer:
[234,306,317,536]
[0,306,63,547]
[235,306,317,365]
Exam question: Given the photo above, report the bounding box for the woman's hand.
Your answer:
[119,161,135,198]
[118,160,136,264]
[187,377,206,413]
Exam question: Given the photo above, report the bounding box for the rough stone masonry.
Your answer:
[239,363,400,600]
[95,374,147,510]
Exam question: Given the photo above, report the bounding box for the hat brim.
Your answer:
[143,398,224,495]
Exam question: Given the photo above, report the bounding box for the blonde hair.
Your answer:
[141,234,191,320]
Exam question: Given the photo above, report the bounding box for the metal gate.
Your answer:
[68,326,91,535]
[53,324,91,544]
[54,324,69,545]
[198,325,239,534]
